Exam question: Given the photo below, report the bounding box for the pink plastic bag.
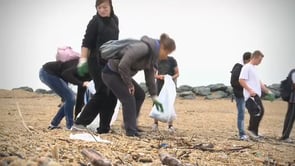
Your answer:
[56,46,80,62]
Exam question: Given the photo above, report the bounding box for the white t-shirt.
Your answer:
[239,63,261,100]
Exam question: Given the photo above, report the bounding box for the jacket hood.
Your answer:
[140,36,160,68]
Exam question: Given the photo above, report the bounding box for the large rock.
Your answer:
[205,91,228,100]
[192,86,211,96]
[12,86,34,92]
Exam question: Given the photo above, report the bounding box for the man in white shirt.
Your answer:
[239,50,274,139]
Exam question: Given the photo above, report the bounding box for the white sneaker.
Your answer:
[280,138,293,143]
[71,124,87,131]
[257,133,264,138]
[151,124,158,132]
[239,135,249,141]
[168,126,175,133]
[247,130,259,140]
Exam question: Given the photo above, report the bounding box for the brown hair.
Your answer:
[95,0,115,16]
[252,50,264,58]
[160,33,176,52]
[96,0,110,7]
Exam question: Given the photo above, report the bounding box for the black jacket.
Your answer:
[42,59,91,87]
[82,14,119,52]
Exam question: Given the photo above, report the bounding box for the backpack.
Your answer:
[56,46,80,62]
[280,69,295,101]
[230,63,243,97]
[99,39,146,60]
[230,63,243,88]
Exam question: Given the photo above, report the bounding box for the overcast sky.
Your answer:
[0,0,294,90]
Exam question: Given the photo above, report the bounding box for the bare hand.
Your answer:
[249,89,256,97]
[157,75,164,80]
[83,81,89,87]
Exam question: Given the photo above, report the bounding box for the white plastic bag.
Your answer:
[70,133,111,143]
[149,75,177,123]
[84,80,95,104]
[85,101,121,132]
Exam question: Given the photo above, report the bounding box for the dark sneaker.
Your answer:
[96,127,110,134]
[126,132,141,137]
[48,125,61,130]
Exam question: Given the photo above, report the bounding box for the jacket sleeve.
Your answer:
[82,16,99,49]
[61,67,85,87]
[144,68,157,96]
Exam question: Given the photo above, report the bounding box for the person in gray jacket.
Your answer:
[101,33,176,137]
[280,68,295,143]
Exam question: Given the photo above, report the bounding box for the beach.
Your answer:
[0,89,294,165]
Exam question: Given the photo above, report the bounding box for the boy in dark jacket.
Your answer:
[230,52,251,140]
[280,68,295,143]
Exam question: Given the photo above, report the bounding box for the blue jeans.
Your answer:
[235,96,246,136]
[39,68,75,129]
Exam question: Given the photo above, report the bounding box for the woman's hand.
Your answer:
[156,75,165,80]
[83,81,89,87]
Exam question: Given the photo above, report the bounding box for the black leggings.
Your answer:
[75,55,117,131]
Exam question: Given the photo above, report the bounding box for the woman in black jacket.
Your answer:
[39,59,91,130]
[73,0,119,134]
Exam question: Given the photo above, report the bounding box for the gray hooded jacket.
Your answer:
[107,36,159,96]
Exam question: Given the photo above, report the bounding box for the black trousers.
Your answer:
[156,80,164,95]
[282,103,295,139]
[245,95,264,135]
[102,71,145,135]
[75,54,117,131]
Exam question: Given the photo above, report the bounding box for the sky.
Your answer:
[0,0,294,90]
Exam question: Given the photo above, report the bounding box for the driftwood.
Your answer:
[81,149,112,166]
[159,153,183,166]
[254,157,293,166]
[192,143,215,152]
[51,145,59,161]
[57,138,72,143]
[191,143,254,153]
[15,101,33,133]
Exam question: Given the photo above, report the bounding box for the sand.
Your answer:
[0,89,294,166]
